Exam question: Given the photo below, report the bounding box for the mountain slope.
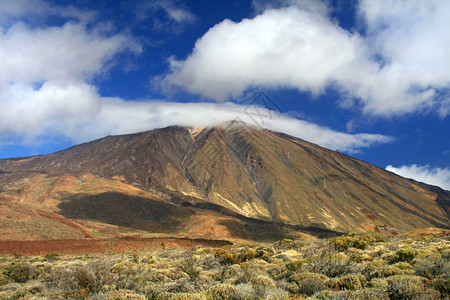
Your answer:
[0,123,448,240]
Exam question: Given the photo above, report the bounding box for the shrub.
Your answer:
[428,275,450,297]
[365,262,416,279]
[367,278,388,289]
[206,284,238,300]
[214,265,240,284]
[234,283,255,299]
[306,251,352,277]
[324,288,389,300]
[266,264,290,281]
[414,256,447,278]
[239,262,259,284]
[44,253,59,262]
[251,275,276,289]
[214,246,264,266]
[290,272,329,296]
[285,259,304,272]
[328,274,367,290]
[386,275,433,299]
[154,292,206,300]
[93,289,147,299]
[264,287,290,299]
[5,263,32,283]
[0,272,10,286]
[331,233,387,251]
[390,248,419,263]
[178,255,202,281]
[251,275,275,298]
[214,247,238,265]
[72,261,115,296]
[276,239,296,250]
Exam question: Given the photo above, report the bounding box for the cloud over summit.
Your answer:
[163,0,450,117]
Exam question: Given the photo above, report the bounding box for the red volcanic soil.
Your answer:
[0,237,232,256]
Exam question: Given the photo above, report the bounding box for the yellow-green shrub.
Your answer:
[386,275,431,299]
[214,247,262,265]
[290,272,329,296]
[251,275,276,289]
[331,234,387,251]
[328,274,367,290]
[206,284,238,300]
[285,259,304,272]
[390,248,419,263]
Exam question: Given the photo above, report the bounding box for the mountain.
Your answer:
[0,123,448,243]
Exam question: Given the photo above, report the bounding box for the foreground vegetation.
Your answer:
[0,233,448,299]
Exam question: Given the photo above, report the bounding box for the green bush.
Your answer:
[390,248,419,263]
[367,278,388,289]
[0,233,447,299]
[285,259,304,272]
[428,275,450,297]
[276,239,296,249]
[366,263,416,279]
[306,252,352,277]
[328,274,367,290]
[98,289,147,299]
[155,292,206,300]
[206,284,238,300]
[5,262,32,283]
[214,247,262,265]
[331,233,387,251]
[265,264,289,281]
[290,272,329,296]
[0,272,10,286]
[386,275,432,299]
[324,288,389,300]
[250,275,275,289]
[414,256,447,278]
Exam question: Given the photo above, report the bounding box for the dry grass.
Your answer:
[0,233,448,299]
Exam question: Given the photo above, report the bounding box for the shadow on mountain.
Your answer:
[189,201,343,241]
[57,192,192,234]
[56,191,343,241]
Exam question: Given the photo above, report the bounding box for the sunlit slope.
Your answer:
[0,123,448,236]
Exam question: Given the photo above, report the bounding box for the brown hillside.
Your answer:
[0,123,448,243]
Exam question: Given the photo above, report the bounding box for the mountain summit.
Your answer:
[0,124,448,241]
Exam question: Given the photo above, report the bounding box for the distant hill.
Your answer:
[0,123,448,242]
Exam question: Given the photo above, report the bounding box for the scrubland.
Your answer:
[0,233,448,299]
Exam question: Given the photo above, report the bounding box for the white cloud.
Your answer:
[357,0,450,115]
[0,22,136,86]
[163,1,450,117]
[136,0,195,27]
[0,0,392,155]
[386,164,450,191]
[0,94,392,153]
[0,0,138,145]
[163,6,366,100]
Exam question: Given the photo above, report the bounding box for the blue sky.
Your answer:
[0,0,449,190]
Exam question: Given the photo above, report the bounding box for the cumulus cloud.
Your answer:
[0,0,138,143]
[0,95,392,153]
[0,22,136,86]
[0,0,392,155]
[162,1,450,117]
[386,164,450,191]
